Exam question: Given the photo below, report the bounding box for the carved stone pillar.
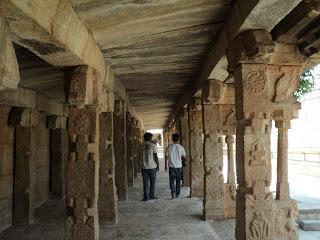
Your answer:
[114,100,128,200]
[179,108,191,187]
[132,118,139,178]
[48,116,68,199]
[226,135,236,185]
[188,97,204,198]
[65,66,100,240]
[99,111,118,223]
[227,29,307,240]
[202,80,225,220]
[275,120,290,200]
[224,134,236,219]
[126,112,134,187]
[9,108,39,225]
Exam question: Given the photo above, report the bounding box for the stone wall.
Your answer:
[0,105,14,233]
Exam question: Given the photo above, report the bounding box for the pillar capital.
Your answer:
[114,99,126,115]
[227,30,276,70]
[47,115,67,129]
[9,107,39,127]
[66,65,100,109]
[202,79,221,105]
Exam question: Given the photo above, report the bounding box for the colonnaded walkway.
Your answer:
[1,158,319,240]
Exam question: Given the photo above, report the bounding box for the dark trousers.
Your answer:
[169,167,183,196]
[141,168,157,200]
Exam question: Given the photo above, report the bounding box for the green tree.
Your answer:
[294,69,315,100]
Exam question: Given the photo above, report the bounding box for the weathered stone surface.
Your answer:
[50,128,68,199]
[13,127,37,225]
[227,30,307,240]
[47,116,67,129]
[188,97,204,198]
[0,17,20,91]
[99,112,118,223]
[9,108,39,128]
[0,106,14,233]
[126,113,134,187]
[179,108,191,187]
[114,100,128,200]
[0,0,105,75]
[65,66,100,240]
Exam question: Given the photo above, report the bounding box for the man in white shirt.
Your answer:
[165,133,186,199]
[140,132,159,201]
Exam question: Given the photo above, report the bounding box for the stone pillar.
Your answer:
[126,112,134,187]
[0,106,14,232]
[226,135,236,185]
[65,66,100,240]
[99,111,118,223]
[9,108,39,225]
[132,119,139,178]
[188,97,204,198]
[179,108,191,187]
[224,134,236,219]
[227,30,307,240]
[48,116,68,199]
[275,120,290,200]
[114,100,128,200]
[202,80,225,220]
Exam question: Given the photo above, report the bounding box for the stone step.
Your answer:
[299,209,320,220]
[299,220,320,231]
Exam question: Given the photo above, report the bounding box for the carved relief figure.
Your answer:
[249,141,267,166]
[273,72,294,102]
[250,211,270,238]
[285,206,298,234]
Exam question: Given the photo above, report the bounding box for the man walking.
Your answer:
[140,132,159,201]
[165,133,186,199]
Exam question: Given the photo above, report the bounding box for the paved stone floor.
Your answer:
[1,160,319,240]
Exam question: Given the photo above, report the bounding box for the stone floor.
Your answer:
[1,161,320,240]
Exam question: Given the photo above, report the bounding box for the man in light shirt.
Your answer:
[165,133,186,199]
[140,132,159,201]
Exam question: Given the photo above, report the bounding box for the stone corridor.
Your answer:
[0,159,224,240]
[1,0,320,239]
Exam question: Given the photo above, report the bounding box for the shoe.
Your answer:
[171,193,175,200]
[149,197,158,200]
[142,198,149,202]
[175,195,180,198]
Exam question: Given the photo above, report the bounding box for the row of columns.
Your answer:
[165,30,307,240]
[64,66,144,239]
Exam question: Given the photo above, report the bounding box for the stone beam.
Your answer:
[0,0,105,75]
[0,17,20,91]
[167,0,302,127]
[0,87,67,116]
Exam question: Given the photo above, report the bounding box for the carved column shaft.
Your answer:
[114,100,128,200]
[126,113,134,187]
[65,66,100,240]
[228,30,306,240]
[226,135,236,185]
[275,120,290,201]
[202,100,225,220]
[179,108,191,187]
[99,112,118,223]
[188,97,204,198]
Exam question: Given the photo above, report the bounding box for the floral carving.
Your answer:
[245,71,266,94]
